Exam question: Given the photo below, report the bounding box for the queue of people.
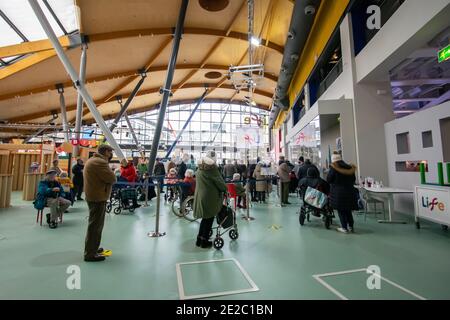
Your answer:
[35,146,359,261]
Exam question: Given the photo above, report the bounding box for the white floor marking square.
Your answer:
[176,258,259,300]
[313,268,426,300]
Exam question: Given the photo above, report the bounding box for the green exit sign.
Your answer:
[438,45,450,63]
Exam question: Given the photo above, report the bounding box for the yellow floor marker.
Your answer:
[99,249,112,257]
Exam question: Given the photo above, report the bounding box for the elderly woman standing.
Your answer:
[193,151,227,248]
[327,152,358,234]
[253,162,267,203]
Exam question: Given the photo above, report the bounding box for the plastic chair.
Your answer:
[360,188,386,221]
[227,184,238,210]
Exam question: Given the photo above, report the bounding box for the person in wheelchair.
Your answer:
[138,172,156,202]
[181,169,196,202]
[298,167,330,216]
[165,168,179,201]
[232,173,247,209]
[114,169,140,209]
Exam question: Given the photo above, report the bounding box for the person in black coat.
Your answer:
[327,153,358,233]
[72,159,84,200]
[298,167,330,198]
[153,158,166,192]
[297,159,320,180]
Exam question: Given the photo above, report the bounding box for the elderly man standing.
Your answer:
[277,159,291,205]
[83,144,117,262]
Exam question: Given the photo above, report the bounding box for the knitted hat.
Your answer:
[331,152,342,163]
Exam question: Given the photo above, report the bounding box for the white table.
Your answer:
[363,187,413,224]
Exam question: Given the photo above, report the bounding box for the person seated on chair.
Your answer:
[116,169,140,209]
[298,167,330,199]
[232,173,247,209]
[56,171,74,206]
[38,170,71,229]
[181,169,196,202]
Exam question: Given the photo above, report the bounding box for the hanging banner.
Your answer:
[236,127,264,147]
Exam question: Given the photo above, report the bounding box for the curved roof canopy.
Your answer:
[0,0,295,126]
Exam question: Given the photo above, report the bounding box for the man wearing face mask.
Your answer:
[83,144,117,262]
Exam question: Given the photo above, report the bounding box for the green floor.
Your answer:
[1,191,450,300]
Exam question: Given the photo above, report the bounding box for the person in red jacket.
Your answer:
[120,159,137,184]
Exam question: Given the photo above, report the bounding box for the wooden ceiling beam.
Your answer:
[0,50,58,81]
[0,64,277,101]
[8,83,273,122]
[174,0,247,93]
[0,35,71,59]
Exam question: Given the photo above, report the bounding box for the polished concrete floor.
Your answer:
[0,191,450,300]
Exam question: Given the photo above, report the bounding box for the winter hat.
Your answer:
[331,152,342,163]
[233,173,241,181]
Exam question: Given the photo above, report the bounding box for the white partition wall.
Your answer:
[385,101,450,215]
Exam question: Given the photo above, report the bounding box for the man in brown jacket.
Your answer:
[277,159,291,205]
[83,144,117,262]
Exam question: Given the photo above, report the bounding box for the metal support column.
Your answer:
[147,0,189,174]
[109,71,147,132]
[115,96,144,156]
[74,42,87,157]
[56,84,70,142]
[165,88,208,158]
[28,0,125,159]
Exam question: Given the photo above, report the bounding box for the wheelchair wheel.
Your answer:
[229,229,239,240]
[213,237,224,250]
[113,207,121,215]
[180,196,197,221]
[129,207,135,213]
[299,213,306,226]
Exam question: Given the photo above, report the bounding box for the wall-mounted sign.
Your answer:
[438,44,450,63]
[236,127,264,147]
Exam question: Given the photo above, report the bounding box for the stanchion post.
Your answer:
[148,183,166,237]
[242,179,255,221]
[143,176,149,207]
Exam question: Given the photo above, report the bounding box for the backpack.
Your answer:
[217,205,234,228]
[304,186,328,209]
[33,192,46,210]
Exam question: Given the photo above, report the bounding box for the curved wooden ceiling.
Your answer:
[0,0,294,124]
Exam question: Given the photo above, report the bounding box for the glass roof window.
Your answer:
[0,0,78,67]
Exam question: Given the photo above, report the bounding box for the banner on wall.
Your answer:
[236,127,264,147]
[293,123,317,147]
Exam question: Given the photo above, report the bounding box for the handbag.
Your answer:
[304,186,328,209]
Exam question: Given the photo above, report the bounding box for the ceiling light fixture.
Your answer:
[251,36,261,47]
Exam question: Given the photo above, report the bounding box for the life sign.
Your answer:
[415,186,450,227]
[438,44,450,63]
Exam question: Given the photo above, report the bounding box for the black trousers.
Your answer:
[85,201,106,258]
[337,210,354,230]
[256,191,266,202]
[197,217,215,240]
[74,182,83,199]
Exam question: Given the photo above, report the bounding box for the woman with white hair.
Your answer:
[193,151,227,248]
[181,169,196,202]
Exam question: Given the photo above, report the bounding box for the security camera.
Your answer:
[305,5,316,15]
